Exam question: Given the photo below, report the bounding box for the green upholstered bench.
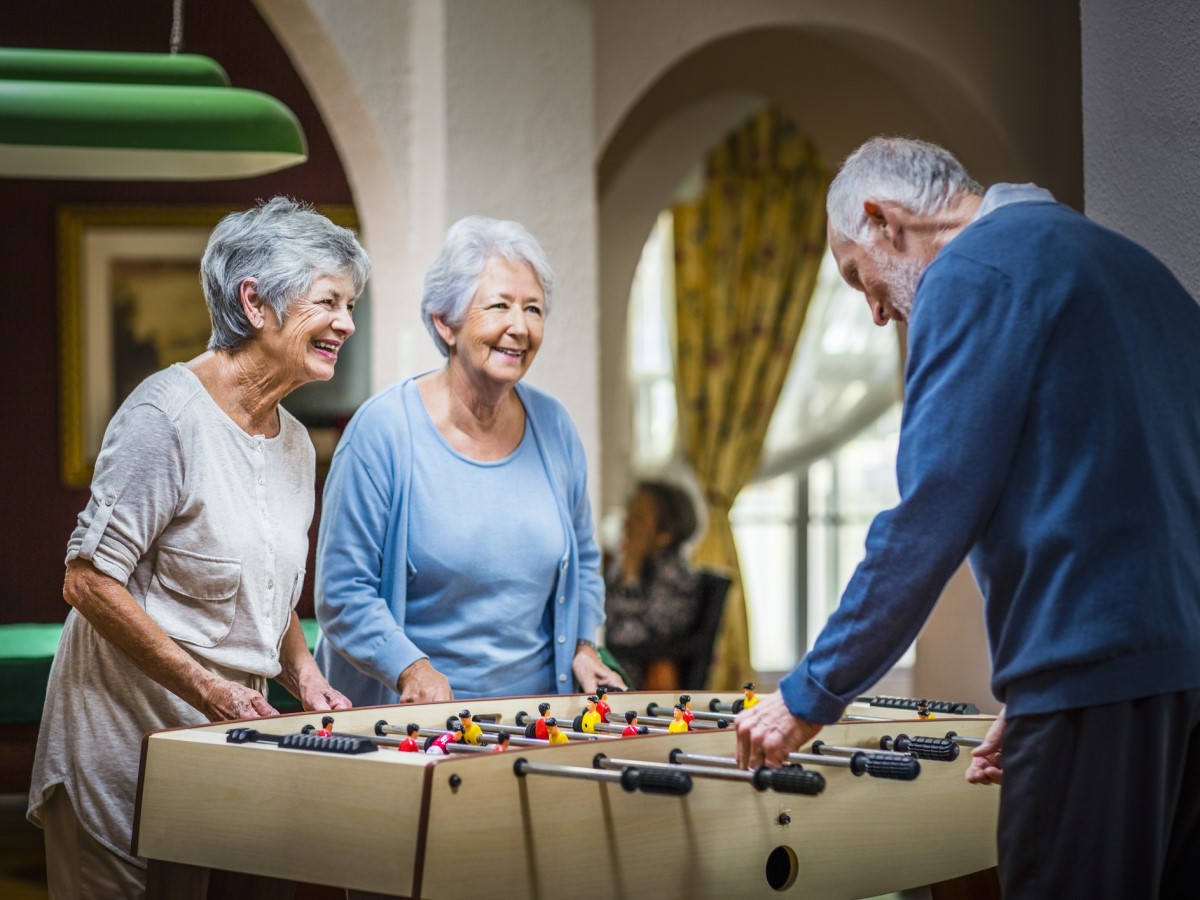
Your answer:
[0,620,321,728]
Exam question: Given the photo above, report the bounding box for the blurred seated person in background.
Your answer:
[28,198,368,898]
[315,216,625,704]
[604,480,702,689]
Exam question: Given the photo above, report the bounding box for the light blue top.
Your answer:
[314,376,605,704]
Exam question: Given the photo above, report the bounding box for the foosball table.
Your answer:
[132,691,1000,899]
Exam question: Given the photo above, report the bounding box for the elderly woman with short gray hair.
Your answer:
[28,197,369,898]
[315,215,624,705]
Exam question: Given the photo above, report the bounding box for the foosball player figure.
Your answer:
[668,704,689,734]
[917,699,935,720]
[459,709,484,745]
[491,731,511,753]
[581,696,603,733]
[316,715,335,738]
[742,682,759,710]
[679,694,695,728]
[534,702,552,740]
[545,717,569,745]
[595,687,613,721]
[427,724,463,755]
[622,710,640,737]
[398,723,422,753]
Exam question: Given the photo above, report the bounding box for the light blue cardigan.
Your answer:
[313,377,605,705]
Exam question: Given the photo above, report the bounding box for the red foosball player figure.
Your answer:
[427,724,463,755]
[622,711,640,737]
[545,717,569,745]
[679,694,695,729]
[743,682,759,710]
[668,704,689,734]
[316,715,335,738]
[581,696,602,733]
[917,699,935,720]
[491,731,511,753]
[534,702,552,741]
[459,709,484,745]
[595,687,613,721]
[397,723,421,752]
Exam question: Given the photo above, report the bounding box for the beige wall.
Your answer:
[255,0,1093,707]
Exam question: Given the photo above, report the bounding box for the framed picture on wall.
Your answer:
[57,204,360,488]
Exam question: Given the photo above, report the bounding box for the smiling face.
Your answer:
[439,256,544,393]
[259,271,357,388]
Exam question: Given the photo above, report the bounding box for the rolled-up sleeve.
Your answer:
[66,404,182,585]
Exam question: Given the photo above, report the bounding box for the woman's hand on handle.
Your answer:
[398,658,453,703]
[572,644,628,693]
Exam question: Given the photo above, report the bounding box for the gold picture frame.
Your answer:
[58,204,358,488]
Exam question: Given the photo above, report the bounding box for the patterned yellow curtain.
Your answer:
[673,108,829,689]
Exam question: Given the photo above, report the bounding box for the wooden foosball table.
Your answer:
[133,692,1000,899]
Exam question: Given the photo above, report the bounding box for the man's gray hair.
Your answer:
[421,216,555,357]
[201,197,371,351]
[826,137,983,243]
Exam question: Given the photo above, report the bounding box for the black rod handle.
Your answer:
[751,765,826,796]
[881,733,959,761]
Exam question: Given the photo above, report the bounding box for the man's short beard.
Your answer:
[867,245,926,321]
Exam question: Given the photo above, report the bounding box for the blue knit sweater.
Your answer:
[781,199,1200,721]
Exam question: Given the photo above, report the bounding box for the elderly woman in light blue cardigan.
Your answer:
[315,216,624,703]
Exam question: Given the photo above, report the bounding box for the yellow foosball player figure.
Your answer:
[490,731,511,753]
[916,700,935,720]
[742,682,759,710]
[581,696,603,733]
[668,704,689,734]
[545,717,569,745]
[459,709,484,745]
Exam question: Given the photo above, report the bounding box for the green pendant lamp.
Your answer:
[0,35,308,181]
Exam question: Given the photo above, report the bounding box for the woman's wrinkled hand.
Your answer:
[298,674,353,712]
[398,658,453,703]
[572,644,627,693]
[197,675,278,722]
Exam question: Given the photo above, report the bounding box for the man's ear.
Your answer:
[863,200,905,251]
[432,314,457,351]
[239,278,266,328]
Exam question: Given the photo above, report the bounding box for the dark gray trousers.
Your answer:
[999,689,1200,899]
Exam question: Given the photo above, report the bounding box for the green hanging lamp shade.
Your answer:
[0,48,308,180]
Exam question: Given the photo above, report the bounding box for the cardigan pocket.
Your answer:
[146,545,242,648]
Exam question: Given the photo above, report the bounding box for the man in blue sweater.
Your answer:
[735,136,1200,897]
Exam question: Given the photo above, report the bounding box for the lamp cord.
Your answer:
[170,0,184,54]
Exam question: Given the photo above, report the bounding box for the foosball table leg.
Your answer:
[929,865,1001,900]
[146,860,300,900]
[146,859,209,900]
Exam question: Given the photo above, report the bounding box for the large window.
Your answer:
[626,210,909,677]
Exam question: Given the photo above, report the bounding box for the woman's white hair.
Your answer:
[421,216,555,357]
[201,197,370,351]
[826,137,983,243]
